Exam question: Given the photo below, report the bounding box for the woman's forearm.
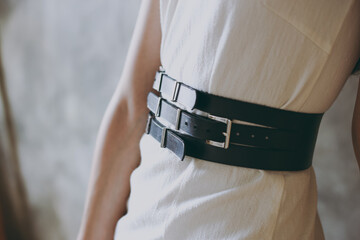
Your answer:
[77,96,143,240]
[77,0,161,239]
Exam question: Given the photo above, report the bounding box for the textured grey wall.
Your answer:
[1,1,359,240]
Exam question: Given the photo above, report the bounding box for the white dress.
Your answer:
[114,0,360,239]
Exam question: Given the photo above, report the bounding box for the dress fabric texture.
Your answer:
[114,0,360,239]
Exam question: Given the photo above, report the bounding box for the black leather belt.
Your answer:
[144,67,325,171]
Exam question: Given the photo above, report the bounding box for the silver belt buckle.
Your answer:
[206,114,232,149]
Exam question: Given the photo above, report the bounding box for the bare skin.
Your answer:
[77,0,161,239]
[77,0,360,238]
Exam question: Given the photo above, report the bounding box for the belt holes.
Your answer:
[185,121,188,126]
[194,125,197,129]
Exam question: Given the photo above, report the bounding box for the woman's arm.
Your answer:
[77,0,161,239]
[352,76,360,170]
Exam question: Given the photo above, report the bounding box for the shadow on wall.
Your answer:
[0,1,37,239]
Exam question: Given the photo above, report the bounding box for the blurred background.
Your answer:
[0,0,359,240]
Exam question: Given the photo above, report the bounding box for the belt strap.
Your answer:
[145,112,316,171]
[147,91,310,150]
[145,67,325,171]
[153,70,324,131]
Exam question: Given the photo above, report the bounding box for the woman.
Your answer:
[78,0,360,239]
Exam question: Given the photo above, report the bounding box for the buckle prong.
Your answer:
[206,114,232,149]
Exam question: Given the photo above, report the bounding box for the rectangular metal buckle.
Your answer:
[206,114,232,149]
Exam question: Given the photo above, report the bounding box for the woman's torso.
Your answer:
[159,0,360,113]
[114,1,360,239]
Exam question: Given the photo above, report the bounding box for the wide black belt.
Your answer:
[144,67,325,171]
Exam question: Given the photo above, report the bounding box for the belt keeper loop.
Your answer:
[160,127,168,148]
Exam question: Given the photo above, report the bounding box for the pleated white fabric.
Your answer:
[114,0,360,239]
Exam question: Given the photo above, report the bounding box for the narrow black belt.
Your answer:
[144,67,324,171]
